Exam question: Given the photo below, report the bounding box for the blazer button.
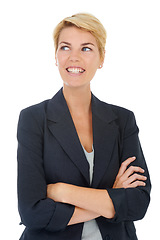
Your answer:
[105,235,111,240]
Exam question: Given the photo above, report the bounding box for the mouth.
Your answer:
[66,67,85,74]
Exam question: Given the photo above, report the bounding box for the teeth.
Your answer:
[67,68,85,73]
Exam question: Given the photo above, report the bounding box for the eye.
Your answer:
[60,46,70,51]
[82,47,92,52]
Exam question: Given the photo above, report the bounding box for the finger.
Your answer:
[129,180,146,188]
[126,173,147,185]
[123,166,145,179]
[117,157,136,177]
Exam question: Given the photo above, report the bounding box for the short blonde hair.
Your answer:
[53,13,107,60]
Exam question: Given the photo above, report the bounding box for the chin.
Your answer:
[63,80,91,89]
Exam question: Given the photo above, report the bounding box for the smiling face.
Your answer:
[56,26,103,89]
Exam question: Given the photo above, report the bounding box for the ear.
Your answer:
[55,55,58,66]
[98,64,103,69]
[98,50,105,69]
[98,61,104,69]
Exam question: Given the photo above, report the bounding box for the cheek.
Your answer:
[88,58,100,73]
[56,52,67,67]
[87,53,101,69]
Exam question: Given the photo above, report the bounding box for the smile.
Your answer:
[66,67,85,74]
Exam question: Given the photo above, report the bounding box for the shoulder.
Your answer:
[108,103,134,119]
[107,101,137,126]
[19,88,63,123]
[108,103,137,131]
[92,95,138,135]
[19,99,49,122]
[20,99,49,119]
[18,99,50,135]
[92,94,135,122]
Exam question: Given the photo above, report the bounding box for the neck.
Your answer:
[63,84,92,115]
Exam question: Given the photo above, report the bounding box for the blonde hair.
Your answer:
[53,13,107,60]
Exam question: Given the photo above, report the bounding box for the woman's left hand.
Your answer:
[113,157,147,189]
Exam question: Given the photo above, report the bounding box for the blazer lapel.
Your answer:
[91,94,118,188]
[47,89,90,185]
[46,89,118,188]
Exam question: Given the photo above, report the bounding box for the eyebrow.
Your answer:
[59,41,95,47]
[81,42,95,46]
[59,41,71,45]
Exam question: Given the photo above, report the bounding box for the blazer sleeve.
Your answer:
[107,111,151,223]
[17,107,75,232]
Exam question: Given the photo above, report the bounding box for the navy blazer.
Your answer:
[17,88,151,240]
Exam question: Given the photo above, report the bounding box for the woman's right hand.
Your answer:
[113,157,147,189]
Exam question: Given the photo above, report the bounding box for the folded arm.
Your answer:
[47,111,151,225]
[47,183,115,222]
[17,107,75,232]
[47,156,147,225]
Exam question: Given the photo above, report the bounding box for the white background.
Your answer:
[0,0,159,239]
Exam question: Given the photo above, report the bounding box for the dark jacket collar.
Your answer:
[47,88,118,187]
[47,88,117,124]
[47,88,69,122]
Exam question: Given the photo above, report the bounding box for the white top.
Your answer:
[81,146,102,240]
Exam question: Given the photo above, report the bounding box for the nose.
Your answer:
[68,49,81,62]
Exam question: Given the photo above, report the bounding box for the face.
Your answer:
[56,26,103,89]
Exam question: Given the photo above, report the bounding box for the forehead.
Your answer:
[58,26,98,46]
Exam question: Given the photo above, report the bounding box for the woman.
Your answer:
[17,13,151,240]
